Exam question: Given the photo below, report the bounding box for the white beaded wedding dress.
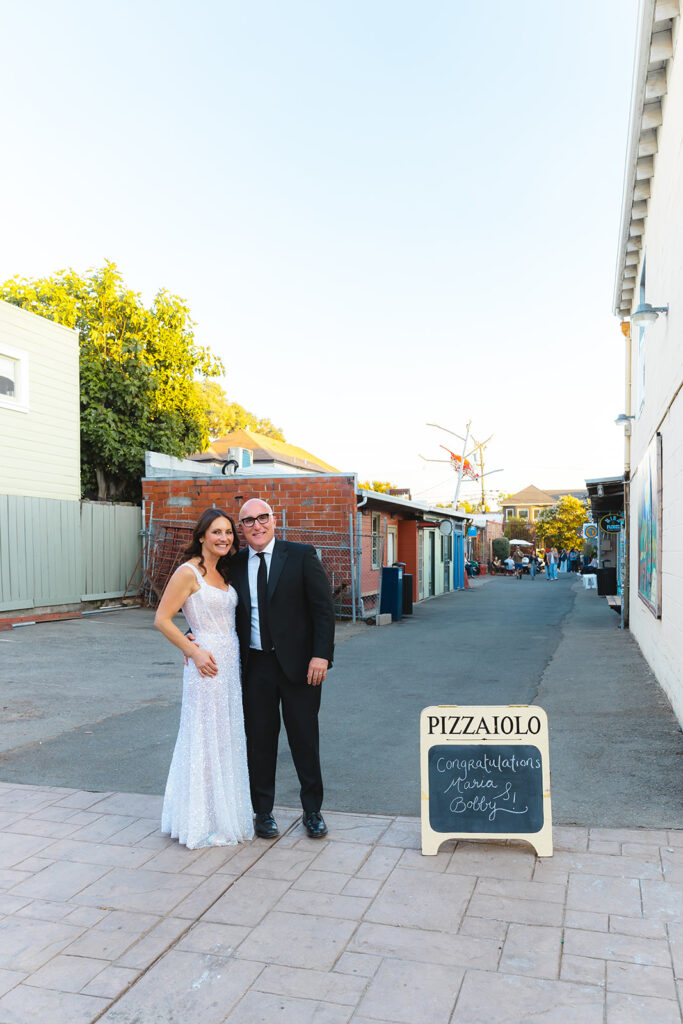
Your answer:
[161,563,254,849]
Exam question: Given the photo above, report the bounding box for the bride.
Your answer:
[154,508,254,848]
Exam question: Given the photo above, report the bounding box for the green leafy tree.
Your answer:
[197,380,285,440]
[492,536,510,561]
[1,262,222,500]
[535,496,590,550]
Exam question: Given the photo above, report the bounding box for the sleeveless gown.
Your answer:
[161,563,254,848]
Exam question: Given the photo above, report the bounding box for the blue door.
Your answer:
[453,530,464,589]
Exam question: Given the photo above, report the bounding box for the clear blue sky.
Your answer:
[1,0,638,503]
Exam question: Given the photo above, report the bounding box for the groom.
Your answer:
[231,497,335,839]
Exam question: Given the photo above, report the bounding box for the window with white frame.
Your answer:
[371,512,382,568]
[518,508,529,520]
[386,527,397,566]
[0,346,29,412]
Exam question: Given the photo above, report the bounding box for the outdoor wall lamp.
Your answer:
[630,301,669,326]
[615,413,635,436]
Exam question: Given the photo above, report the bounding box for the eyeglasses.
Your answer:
[239,513,272,528]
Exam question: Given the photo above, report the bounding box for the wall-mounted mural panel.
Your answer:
[637,432,662,618]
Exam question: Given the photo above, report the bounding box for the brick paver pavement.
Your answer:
[0,783,681,1023]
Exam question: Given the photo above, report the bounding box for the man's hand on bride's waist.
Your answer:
[184,630,197,667]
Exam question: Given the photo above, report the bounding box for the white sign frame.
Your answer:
[420,704,553,858]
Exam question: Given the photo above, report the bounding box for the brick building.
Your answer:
[466,514,505,567]
[142,468,467,619]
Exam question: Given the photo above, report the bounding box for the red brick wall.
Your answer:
[142,476,428,611]
[483,520,504,561]
[358,510,403,601]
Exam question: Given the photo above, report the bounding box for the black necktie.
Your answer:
[257,552,273,652]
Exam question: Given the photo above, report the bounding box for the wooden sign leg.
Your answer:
[421,825,443,856]
[530,834,553,857]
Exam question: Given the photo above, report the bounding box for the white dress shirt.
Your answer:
[247,538,275,649]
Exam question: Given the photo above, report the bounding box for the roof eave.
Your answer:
[613,0,679,317]
[358,488,468,520]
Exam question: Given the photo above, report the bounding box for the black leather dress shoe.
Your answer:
[254,813,279,839]
[302,811,328,838]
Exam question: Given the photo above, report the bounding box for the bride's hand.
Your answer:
[191,647,218,677]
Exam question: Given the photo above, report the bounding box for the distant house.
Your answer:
[189,428,339,476]
[501,485,588,523]
[0,299,80,500]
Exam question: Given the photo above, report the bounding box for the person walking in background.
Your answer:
[529,552,538,580]
[559,549,568,574]
[513,547,524,579]
[545,546,558,581]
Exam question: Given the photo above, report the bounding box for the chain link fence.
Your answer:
[126,512,381,620]
[124,519,192,606]
[280,511,380,620]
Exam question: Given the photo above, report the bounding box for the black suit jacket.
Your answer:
[231,540,335,684]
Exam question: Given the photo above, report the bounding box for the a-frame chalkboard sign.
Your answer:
[420,705,553,857]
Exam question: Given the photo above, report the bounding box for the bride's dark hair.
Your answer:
[182,507,240,584]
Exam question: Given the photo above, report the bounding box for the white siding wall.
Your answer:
[626,26,683,725]
[0,301,80,500]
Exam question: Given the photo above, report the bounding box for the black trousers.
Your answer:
[242,650,323,815]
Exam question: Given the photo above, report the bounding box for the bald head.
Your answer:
[239,498,273,519]
[239,498,276,551]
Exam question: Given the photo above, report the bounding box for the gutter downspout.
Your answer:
[623,321,633,629]
[354,482,367,619]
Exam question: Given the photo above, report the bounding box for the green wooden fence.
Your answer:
[0,496,141,612]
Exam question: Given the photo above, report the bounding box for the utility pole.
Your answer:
[468,432,494,512]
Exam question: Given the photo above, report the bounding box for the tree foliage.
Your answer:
[358,480,397,493]
[492,536,510,561]
[1,262,223,500]
[504,516,535,543]
[197,380,284,441]
[535,495,590,550]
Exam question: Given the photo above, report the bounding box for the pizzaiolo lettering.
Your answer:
[427,714,541,737]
